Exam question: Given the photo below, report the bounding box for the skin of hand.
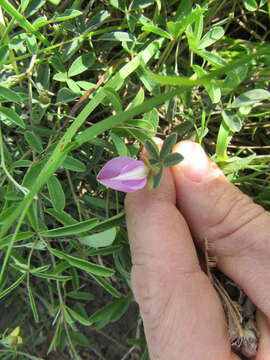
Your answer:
[125,140,270,360]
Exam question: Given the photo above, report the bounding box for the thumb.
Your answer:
[125,168,233,360]
[172,141,270,321]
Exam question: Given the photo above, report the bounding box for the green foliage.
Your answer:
[0,0,269,358]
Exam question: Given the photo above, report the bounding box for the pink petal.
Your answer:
[100,178,147,192]
[97,157,135,180]
[97,156,148,192]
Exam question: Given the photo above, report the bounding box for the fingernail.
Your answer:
[174,141,222,183]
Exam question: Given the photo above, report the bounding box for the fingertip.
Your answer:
[172,140,223,183]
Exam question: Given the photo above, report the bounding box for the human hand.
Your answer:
[125,140,270,360]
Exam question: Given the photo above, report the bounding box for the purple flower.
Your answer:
[97,156,149,192]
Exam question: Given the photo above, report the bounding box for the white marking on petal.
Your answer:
[112,165,149,181]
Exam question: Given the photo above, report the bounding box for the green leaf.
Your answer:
[126,87,145,110]
[198,26,225,49]
[91,274,122,298]
[197,50,227,67]
[87,245,122,256]
[24,131,43,153]
[129,0,154,10]
[52,9,83,22]
[66,291,94,301]
[89,295,132,328]
[70,330,89,347]
[163,153,184,167]
[243,0,258,11]
[0,45,9,63]
[45,208,78,226]
[166,21,184,38]
[25,34,37,54]
[66,306,92,326]
[147,71,199,87]
[0,106,25,128]
[159,132,178,159]
[79,227,117,248]
[62,156,86,172]
[28,285,39,322]
[84,196,118,210]
[193,65,221,103]
[41,218,99,237]
[47,0,61,5]
[102,87,123,113]
[88,211,125,233]
[221,154,256,174]
[144,108,159,131]
[49,248,114,277]
[110,132,129,156]
[0,86,22,103]
[53,72,68,82]
[0,274,27,300]
[142,25,172,39]
[22,158,47,188]
[12,160,32,168]
[97,31,136,42]
[56,88,79,104]
[0,231,34,248]
[24,0,46,17]
[47,175,66,211]
[108,0,126,11]
[221,110,242,132]
[33,272,72,281]
[144,139,160,159]
[231,89,270,107]
[216,121,232,161]
[68,53,96,77]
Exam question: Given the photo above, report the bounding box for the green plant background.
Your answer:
[0,0,269,358]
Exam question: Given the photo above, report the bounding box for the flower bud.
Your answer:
[97,156,149,192]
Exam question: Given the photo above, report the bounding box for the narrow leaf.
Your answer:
[142,25,172,39]
[41,218,99,237]
[67,306,92,326]
[0,86,22,103]
[33,272,72,281]
[47,175,66,211]
[28,285,39,322]
[91,274,122,298]
[163,152,184,167]
[0,274,26,300]
[24,131,43,153]
[144,139,160,159]
[97,31,136,42]
[52,9,83,22]
[49,248,114,277]
[62,156,86,172]
[231,89,270,107]
[0,106,25,128]
[159,132,178,159]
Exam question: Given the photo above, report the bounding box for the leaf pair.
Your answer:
[143,132,184,188]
